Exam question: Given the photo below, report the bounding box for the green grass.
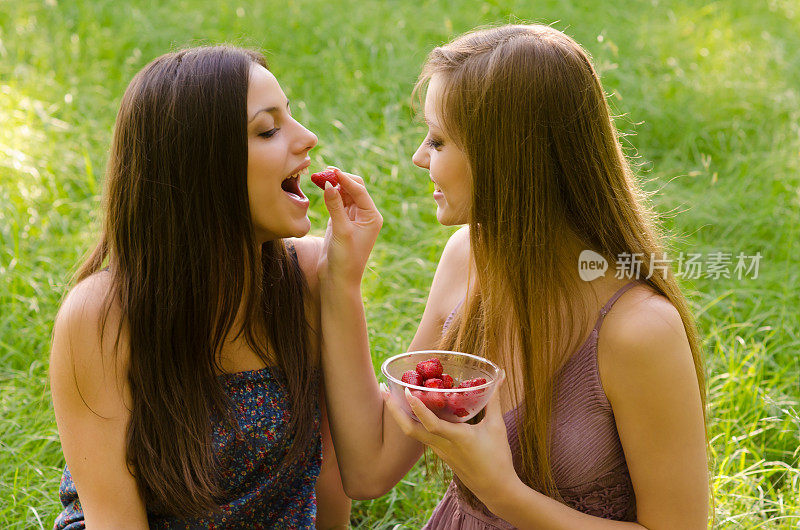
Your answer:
[1,0,798,528]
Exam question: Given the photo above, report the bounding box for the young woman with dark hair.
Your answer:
[49,46,380,528]
[320,25,709,528]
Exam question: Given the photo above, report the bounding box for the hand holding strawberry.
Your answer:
[317,167,383,286]
[381,370,519,512]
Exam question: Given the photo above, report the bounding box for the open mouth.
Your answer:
[281,168,308,201]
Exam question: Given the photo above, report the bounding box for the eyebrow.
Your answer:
[424,116,442,130]
[248,100,290,123]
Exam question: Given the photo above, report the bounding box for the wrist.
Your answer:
[481,475,527,519]
[319,275,363,297]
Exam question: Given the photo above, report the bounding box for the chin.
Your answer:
[255,217,311,242]
[284,217,311,239]
[293,218,312,237]
[436,207,467,227]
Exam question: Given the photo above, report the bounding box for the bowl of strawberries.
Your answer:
[381,350,502,423]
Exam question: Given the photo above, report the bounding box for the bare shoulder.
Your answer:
[286,236,324,289]
[601,285,690,352]
[442,225,470,261]
[50,271,130,415]
[285,237,323,347]
[54,271,122,355]
[435,226,471,288]
[597,284,698,405]
[596,284,708,526]
[429,226,472,315]
[50,271,149,524]
[407,226,472,351]
[409,226,470,351]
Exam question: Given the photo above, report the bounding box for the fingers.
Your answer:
[484,370,505,419]
[322,181,349,230]
[331,169,378,212]
[381,384,432,444]
[382,385,450,448]
[404,388,461,442]
[319,167,379,226]
[323,166,355,211]
[327,166,364,186]
[482,370,511,430]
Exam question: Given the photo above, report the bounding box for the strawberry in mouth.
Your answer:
[281,168,309,205]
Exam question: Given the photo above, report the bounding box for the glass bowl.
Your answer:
[381,350,502,423]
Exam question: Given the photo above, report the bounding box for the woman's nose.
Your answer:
[412,142,429,169]
[292,120,318,153]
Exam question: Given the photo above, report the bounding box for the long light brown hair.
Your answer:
[73,46,317,516]
[416,25,707,503]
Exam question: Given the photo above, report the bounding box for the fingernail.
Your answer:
[324,181,332,190]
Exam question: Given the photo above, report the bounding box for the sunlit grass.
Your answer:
[1,0,798,528]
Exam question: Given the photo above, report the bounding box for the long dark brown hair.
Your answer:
[74,46,317,516]
[417,25,707,504]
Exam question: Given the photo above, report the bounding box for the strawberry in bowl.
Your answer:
[380,350,501,423]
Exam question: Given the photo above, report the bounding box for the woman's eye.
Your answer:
[426,137,443,149]
[259,128,279,139]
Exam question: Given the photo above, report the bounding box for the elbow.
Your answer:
[340,472,393,500]
[343,486,390,501]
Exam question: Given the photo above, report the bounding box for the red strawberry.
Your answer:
[447,391,482,415]
[415,358,443,380]
[411,389,425,400]
[411,390,447,412]
[456,377,487,389]
[447,378,488,417]
[401,370,423,386]
[423,378,444,389]
[441,374,454,389]
[418,390,446,411]
[410,389,445,411]
[452,407,469,417]
[310,169,339,190]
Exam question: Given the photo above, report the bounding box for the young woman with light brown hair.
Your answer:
[319,24,709,528]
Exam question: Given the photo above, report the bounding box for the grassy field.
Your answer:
[1,0,798,528]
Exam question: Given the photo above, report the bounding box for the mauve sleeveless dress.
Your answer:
[424,282,639,529]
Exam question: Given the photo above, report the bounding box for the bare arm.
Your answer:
[50,275,149,529]
[599,295,708,528]
[407,227,471,352]
[289,236,352,527]
[314,384,352,529]
[315,171,420,498]
[319,181,470,499]
[319,279,424,499]
[483,296,708,529]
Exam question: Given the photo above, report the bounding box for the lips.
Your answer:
[281,167,309,203]
[431,178,443,196]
